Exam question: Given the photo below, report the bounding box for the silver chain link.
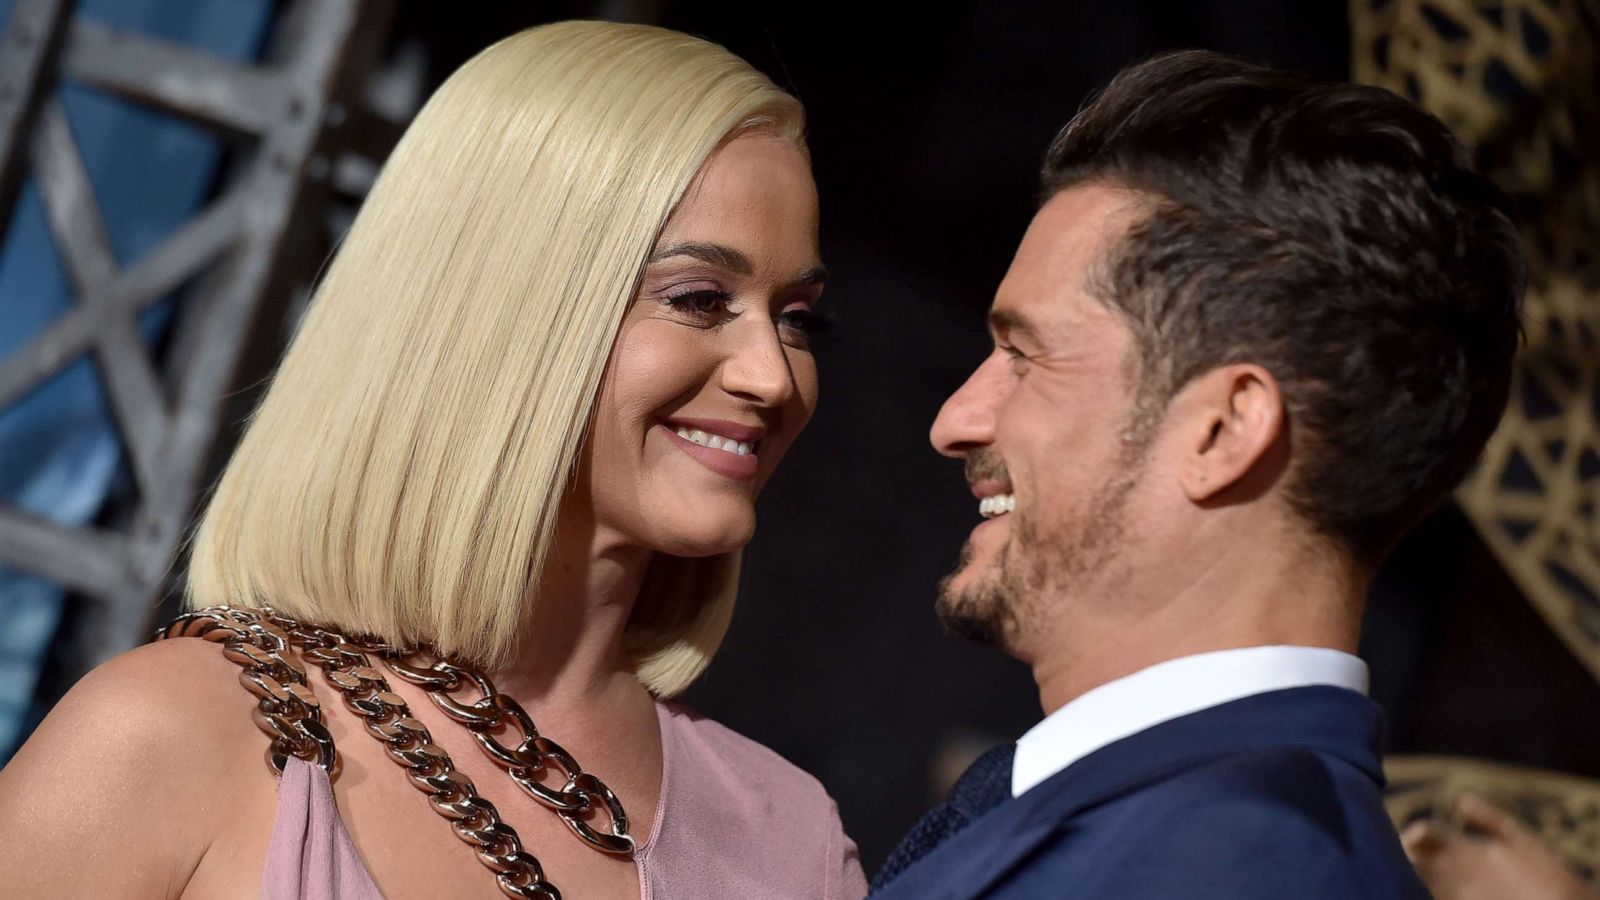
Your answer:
[375,654,635,855]
[157,605,646,899]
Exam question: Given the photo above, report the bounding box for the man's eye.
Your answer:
[663,290,732,318]
[1001,345,1030,372]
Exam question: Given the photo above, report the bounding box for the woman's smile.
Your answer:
[658,418,764,481]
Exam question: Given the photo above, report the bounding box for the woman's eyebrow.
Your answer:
[795,265,828,287]
[648,241,753,274]
[648,242,827,288]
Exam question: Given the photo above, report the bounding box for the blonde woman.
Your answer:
[0,21,866,900]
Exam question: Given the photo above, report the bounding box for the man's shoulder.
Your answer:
[1051,744,1392,852]
[1005,746,1425,898]
[1156,743,1375,818]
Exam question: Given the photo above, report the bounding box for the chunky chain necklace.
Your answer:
[157,606,634,900]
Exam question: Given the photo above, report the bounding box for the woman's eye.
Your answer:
[775,306,835,351]
[663,290,732,320]
[778,307,833,336]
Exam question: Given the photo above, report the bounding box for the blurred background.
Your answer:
[1,0,1597,882]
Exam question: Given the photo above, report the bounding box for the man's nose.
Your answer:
[719,321,796,407]
[931,353,1005,458]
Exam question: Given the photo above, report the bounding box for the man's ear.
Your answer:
[1170,364,1285,503]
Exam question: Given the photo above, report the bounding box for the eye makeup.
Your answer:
[778,306,834,337]
[661,288,735,326]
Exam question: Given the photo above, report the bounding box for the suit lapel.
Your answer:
[872,798,1062,900]
[876,686,1386,899]
[952,746,1269,896]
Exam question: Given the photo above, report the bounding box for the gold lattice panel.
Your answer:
[1353,0,1600,681]
[1386,754,1600,885]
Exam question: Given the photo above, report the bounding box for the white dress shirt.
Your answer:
[1011,645,1369,797]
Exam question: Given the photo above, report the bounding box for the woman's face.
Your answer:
[582,131,824,557]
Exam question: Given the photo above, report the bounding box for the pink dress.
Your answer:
[261,703,867,899]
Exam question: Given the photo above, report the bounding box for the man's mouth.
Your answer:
[964,451,1014,521]
[979,493,1015,519]
[970,478,1016,520]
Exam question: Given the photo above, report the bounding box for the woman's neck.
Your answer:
[477,498,667,844]
[493,501,653,712]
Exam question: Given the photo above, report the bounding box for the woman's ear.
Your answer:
[1171,364,1285,503]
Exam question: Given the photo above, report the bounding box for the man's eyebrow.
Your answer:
[988,307,1036,337]
[647,242,753,275]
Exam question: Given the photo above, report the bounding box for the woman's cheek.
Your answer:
[612,322,712,412]
[786,352,820,435]
[795,355,820,415]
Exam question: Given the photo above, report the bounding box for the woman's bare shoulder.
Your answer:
[54,636,265,752]
[0,637,270,898]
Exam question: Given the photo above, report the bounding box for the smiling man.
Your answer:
[871,50,1523,899]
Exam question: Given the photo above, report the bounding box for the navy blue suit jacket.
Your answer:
[874,687,1429,899]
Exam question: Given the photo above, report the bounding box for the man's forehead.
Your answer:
[992,184,1147,334]
[1025,183,1148,275]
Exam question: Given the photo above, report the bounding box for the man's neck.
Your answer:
[1026,537,1367,715]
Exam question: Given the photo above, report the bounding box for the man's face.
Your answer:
[929,183,1157,658]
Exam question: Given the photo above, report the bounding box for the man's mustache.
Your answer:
[965,448,1011,487]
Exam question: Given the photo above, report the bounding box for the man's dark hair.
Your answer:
[1045,50,1525,564]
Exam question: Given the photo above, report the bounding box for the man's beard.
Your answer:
[936,424,1153,652]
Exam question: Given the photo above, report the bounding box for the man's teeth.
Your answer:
[675,427,754,456]
[979,493,1016,518]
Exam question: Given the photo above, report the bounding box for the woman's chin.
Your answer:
[651,517,756,558]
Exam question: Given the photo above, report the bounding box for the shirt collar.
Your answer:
[1011,645,1369,797]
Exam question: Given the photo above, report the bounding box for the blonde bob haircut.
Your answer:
[187,21,805,698]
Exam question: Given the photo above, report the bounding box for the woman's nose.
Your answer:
[719,323,796,407]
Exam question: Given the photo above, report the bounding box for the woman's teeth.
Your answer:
[675,427,754,456]
[980,493,1016,518]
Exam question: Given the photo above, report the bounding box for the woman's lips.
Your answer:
[664,416,766,443]
[661,425,760,481]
